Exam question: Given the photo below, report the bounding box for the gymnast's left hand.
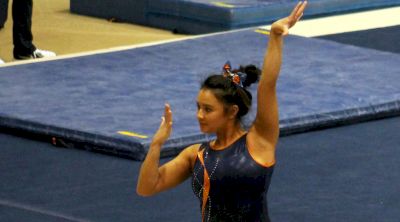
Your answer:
[271,1,307,36]
[152,103,173,146]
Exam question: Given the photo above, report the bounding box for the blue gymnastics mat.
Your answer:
[1,29,400,160]
[2,117,400,221]
[70,0,400,34]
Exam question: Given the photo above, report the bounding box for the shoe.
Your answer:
[0,58,4,65]
[15,49,56,60]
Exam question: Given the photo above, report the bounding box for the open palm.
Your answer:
[271,1,308,36]
[152,104,173,145]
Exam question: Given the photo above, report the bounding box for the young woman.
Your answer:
[137,2,308,221]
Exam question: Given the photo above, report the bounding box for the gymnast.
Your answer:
[137,1,308,221]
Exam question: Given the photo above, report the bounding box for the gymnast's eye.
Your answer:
[204,106,213,113]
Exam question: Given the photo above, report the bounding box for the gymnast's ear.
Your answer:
[227,105,239,120]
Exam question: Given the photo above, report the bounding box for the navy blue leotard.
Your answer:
[192,134,274,222]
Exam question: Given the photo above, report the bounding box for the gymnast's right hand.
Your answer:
[152,103,173,146]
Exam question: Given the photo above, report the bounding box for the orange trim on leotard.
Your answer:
[197,149,210,222]
[247,143,276,168]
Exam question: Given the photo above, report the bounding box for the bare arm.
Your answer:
[136,104,197,196]
[251,1,308,147]
[137,143,197,196]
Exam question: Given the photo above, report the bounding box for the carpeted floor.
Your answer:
[317,25,400,54]
[1,117,399,222]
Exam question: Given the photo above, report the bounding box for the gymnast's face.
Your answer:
[196,89,231,133]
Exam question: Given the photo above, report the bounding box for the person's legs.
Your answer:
[12,0,55,60]
[0,0,9,63]
[0,0,8,29]
[12,0,36,58]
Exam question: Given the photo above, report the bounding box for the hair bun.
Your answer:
[239,64,261,88]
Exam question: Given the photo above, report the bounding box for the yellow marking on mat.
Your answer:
[212,2,235,8]
[117,131,148,139]
[255,29,270,35]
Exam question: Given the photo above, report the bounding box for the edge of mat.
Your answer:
[1,100,399,160]
[0,116,146,161]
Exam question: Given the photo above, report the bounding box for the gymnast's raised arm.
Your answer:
[136,104,198,196]
[249,1,307,152]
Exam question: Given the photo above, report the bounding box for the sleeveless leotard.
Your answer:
[192,134,274,222]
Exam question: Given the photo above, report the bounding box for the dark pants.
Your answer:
[0,0,7,28]
[0,0,36,57]
[13,0,36,57]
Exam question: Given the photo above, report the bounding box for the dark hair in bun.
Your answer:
[235,64,261,88]
[201,64,261,120]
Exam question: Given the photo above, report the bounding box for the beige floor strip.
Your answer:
[260,6,400,37]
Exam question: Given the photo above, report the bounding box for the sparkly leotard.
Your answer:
[192,134,274,222]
